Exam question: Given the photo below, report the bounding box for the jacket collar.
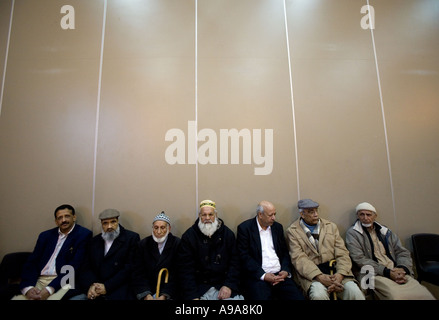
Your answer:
[352,219,388,236]
[291,218,327,255]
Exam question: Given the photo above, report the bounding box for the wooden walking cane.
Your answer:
[156,268,169,298]
[329,259,337,300]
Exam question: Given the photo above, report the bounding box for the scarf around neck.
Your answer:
[300,218,321,252]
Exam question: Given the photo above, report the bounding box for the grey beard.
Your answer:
[101,225,120,241]
[153,230,169,244]
[198,219,219,237]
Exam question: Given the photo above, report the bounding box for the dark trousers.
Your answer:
[245,277,305,300]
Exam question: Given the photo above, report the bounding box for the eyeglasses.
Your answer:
[303,208,319,215]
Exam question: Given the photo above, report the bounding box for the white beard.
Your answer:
[101,225,120,241]
[153,230,169,244]
[361,222,373,228]
[198,218,219,237]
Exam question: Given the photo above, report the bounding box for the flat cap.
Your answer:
[298,199,319,209]
[98,208,120,220]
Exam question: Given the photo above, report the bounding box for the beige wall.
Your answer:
[1,0,438,290]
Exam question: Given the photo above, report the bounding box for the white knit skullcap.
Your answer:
[153,211,171,225]
[355,202,377,213]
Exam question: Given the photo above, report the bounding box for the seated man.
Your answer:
[237,201,304,300]
[72,209,140,300]
[345,202,435,300]
[132,211,181,300]
[286,199,364,300]
[13,204,92,300]
[178,200,243,300]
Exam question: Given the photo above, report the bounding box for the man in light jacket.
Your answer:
[345,202,435,300]
[286,199,364,300]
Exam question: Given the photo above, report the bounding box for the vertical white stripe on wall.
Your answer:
[92,0,108,222]
[0,0,15,116]
[366,0,398,232]
[283,0,301,201]
[194,0,199,215]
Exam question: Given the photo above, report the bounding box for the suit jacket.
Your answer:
[237,217,292,281]
[77,225,140,299]
[132,233,180,299]
[20,224,92,292]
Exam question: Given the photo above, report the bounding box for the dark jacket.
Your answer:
[77,225,140,299]
[178,218,241,300]
[237,217,292,281]
[132,233,181,300]
[20,224,92,292]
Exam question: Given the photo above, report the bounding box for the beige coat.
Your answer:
[286,218,355,293]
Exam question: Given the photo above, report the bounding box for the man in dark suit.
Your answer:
[72,209,140,300]
[237,200,304,300]
[132,211,181,300]
[13,204,92,300]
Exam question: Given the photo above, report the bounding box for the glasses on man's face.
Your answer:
[303,208,318,215]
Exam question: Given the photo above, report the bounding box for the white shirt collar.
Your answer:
[58,222,76,236]
[256,216,270,232]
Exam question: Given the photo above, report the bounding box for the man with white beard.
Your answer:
[71,209,140,300]
[179,200,243,300]
[132,212,181,300]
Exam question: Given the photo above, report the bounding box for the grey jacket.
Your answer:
[345,220,413,281]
